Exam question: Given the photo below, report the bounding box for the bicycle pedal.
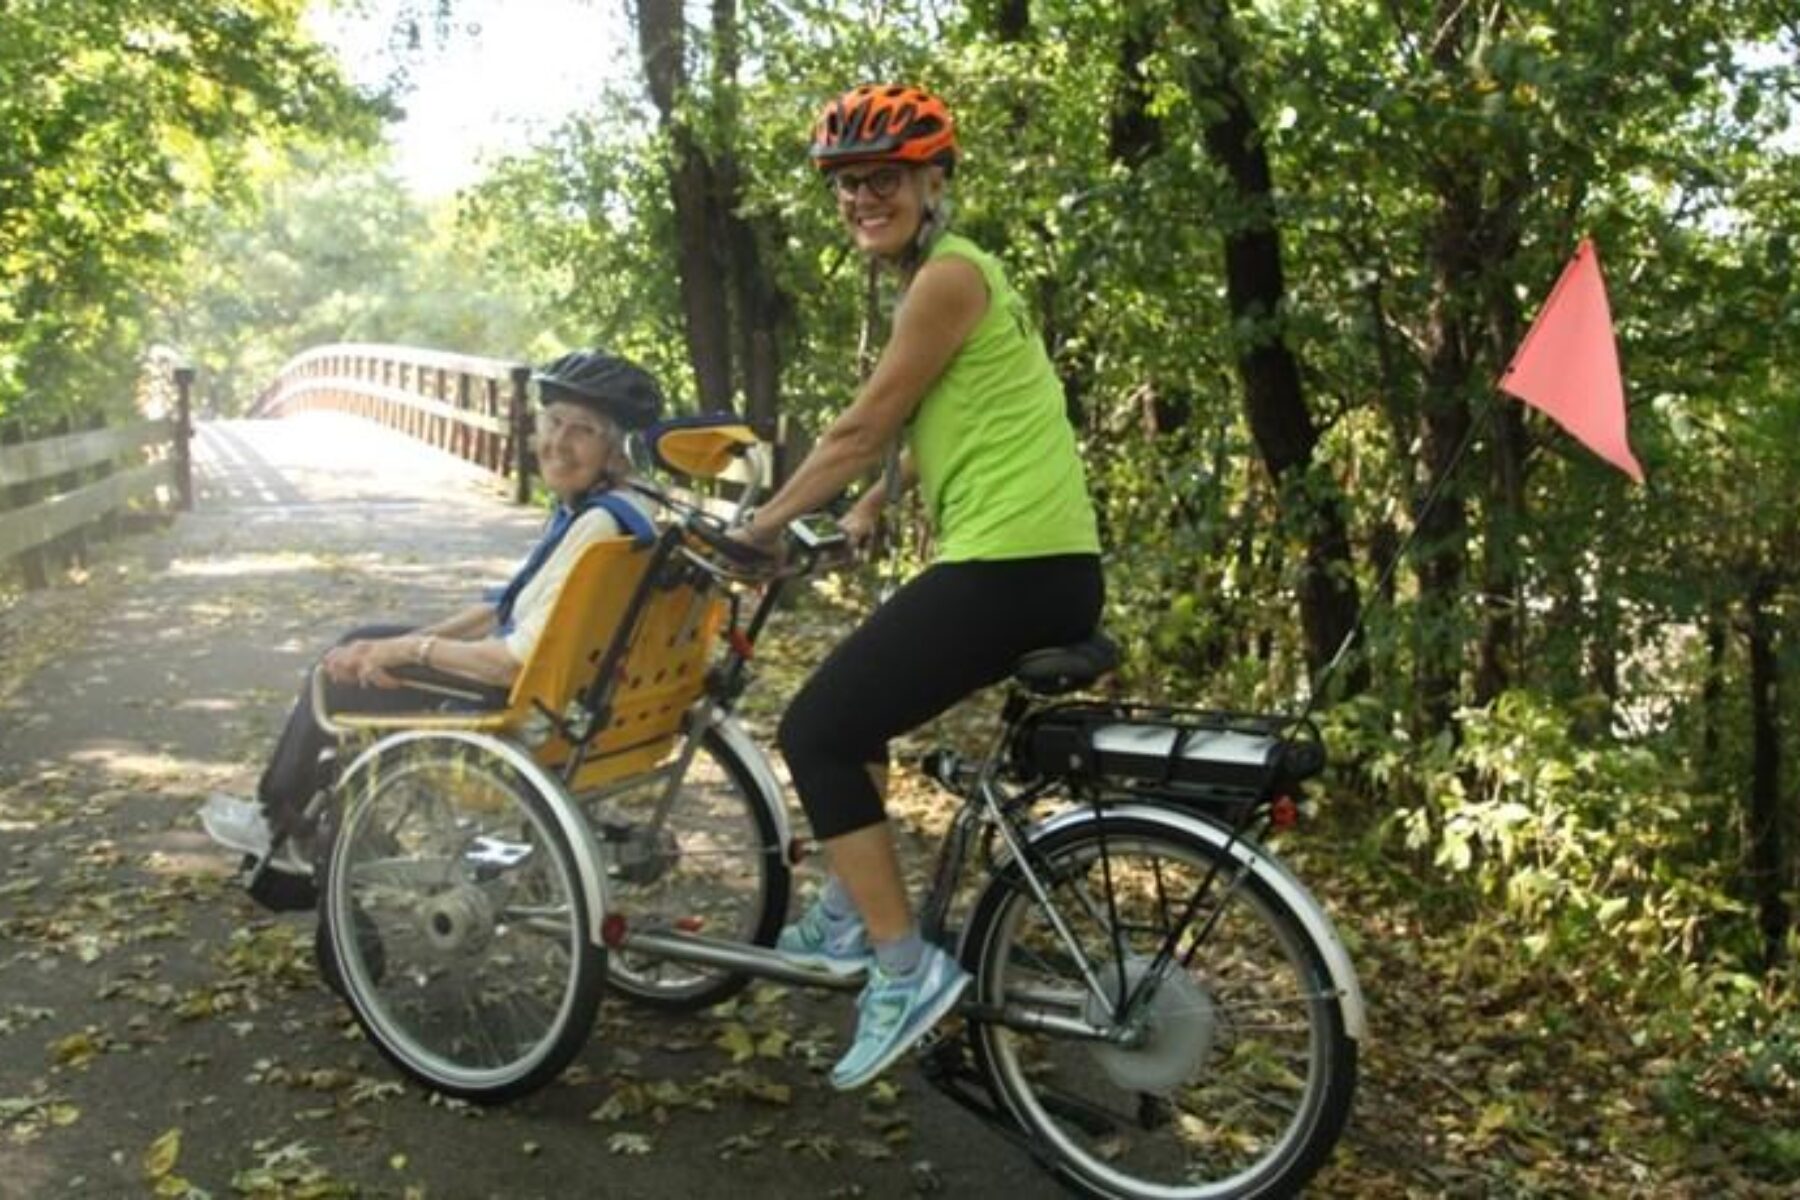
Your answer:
[917,1034,964,1077]
[913,1022,956,1057]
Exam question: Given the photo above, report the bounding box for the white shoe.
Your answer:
[201,793,272,857]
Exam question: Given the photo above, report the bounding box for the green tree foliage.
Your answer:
[0,0,380,425]
[166,149,540,412]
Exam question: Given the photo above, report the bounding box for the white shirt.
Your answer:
[500,489,656,664]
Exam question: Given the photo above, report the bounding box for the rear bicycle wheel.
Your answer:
[961,813,1355,1199]
[325,737,603,1102]
[587,726,790,1012]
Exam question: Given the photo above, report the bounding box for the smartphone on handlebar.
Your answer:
[788,513,850,557]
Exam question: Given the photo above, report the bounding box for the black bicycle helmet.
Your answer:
[532,350,664,431]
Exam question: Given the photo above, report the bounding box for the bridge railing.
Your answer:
[251,344,536,502]
[1,369,194,590]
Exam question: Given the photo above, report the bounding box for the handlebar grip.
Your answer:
[686,516,777,570]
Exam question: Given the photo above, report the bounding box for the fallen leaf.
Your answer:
[716,1022,756,1063]
[144,1127,181,1179]
[607,1132,653,1156]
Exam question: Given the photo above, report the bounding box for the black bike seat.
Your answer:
[1013,633,1120,696]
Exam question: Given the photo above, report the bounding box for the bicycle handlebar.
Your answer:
[679,510,855,582]
[683,513,780,571]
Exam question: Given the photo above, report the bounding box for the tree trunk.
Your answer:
[1409,0,1492,734]
[1413,255,1473,733]
[1701,602,1727,786]
[982,0,1031,39]
[1109,15,1162,169]
[710,0,789,430]
[1587,587,1620,735]
[1473,162,1530,706]
[1179,0,1367,697]
[1746,576,1789,970]
[637,0,734,411]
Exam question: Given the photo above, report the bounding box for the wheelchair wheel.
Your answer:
[325,736,603,1102]
[960,813,1356,1200]
[314,888,381,1000]
[588,727,790,1012]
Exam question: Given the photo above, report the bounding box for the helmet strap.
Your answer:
[900,178,951,278]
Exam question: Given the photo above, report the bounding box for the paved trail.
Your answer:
[0,414,1048,1199]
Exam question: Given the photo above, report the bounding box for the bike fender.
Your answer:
[711,713,793,852]
[338,730,612,946]
[1027,803,1368,1040]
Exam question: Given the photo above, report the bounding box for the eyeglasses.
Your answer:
[536,409,609,442]
[827,165,906,201]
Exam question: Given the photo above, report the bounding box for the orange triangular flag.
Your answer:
[1499,239,1644,483]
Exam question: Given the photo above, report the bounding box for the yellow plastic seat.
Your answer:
[322,531,725,790]
[319,417,760,790]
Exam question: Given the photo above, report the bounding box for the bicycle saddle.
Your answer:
[1013,633,1119,696]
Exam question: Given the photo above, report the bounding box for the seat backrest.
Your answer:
[504,535,655,720]
[504,532,725,790]
[566,565,726,791]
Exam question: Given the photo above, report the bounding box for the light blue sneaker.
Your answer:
[775,898,873,977]
[830,945,971,1090]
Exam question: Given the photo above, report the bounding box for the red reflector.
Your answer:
[600,912,629,948]
[786,837,814,866]
[1271,795,1299,830]
[674,915,705,933]
[728,629,755,659]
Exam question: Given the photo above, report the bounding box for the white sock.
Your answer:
[821,874,859,923]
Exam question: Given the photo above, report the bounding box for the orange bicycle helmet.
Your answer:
[809,84,958,176]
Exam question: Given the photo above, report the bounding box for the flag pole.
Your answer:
[1295,398,1495,726]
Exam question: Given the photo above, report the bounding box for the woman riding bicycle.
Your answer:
[736,84,1104,1089]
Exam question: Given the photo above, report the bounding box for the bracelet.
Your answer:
[416,635,436,668]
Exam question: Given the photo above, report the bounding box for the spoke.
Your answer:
[1200,1078,1306,1119]
[506,902,574,921]
[491,962,559,1055]
[464,991,508,1066]
[649,847,759,861]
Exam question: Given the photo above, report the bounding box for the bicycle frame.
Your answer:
[565,467,1366,1049]
[597,661,1367,1047]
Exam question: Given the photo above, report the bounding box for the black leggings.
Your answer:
[777,555,1103,840]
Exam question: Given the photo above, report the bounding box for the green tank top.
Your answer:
[907,233,1100,562]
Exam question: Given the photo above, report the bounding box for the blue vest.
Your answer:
[494,490,655,634]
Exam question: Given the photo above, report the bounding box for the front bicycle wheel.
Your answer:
[961,813,1355,1200]
[324,737,604,1102]
[585,726,790,1012]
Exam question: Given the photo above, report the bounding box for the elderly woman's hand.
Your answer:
[323,638,407,689]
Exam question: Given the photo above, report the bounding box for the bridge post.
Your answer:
[173,366,195,511]
[1,419,50,589]
[509,365,532,504]
[455,371,471,463]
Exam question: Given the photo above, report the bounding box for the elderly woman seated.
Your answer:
[202,349,665,907]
